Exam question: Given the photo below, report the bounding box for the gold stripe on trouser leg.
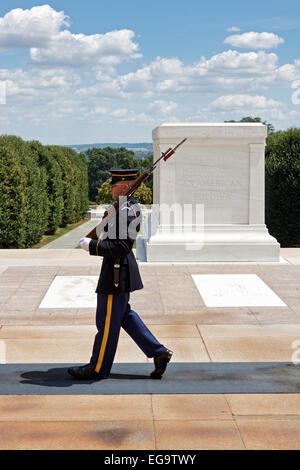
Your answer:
[95,294,113,373]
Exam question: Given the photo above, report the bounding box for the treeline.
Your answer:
[87,146,153,203]
[265,128,300,247]
[0,135,89,248]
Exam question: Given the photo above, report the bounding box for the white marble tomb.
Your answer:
[138,123,280,262]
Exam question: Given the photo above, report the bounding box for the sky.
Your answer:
[0,0,299,144]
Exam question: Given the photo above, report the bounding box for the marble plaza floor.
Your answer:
[0,248,300,449]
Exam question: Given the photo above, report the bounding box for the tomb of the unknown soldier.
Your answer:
[139,123,280,263]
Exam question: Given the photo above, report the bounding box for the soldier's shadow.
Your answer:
[20,367,150,387]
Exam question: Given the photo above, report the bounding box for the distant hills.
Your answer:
[67,142,153,159]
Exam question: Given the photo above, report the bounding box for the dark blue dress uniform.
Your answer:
[86,171,170,378]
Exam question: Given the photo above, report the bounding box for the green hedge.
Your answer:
[265,128,300,247]
[0,135,89,247]
[29,141,63,235]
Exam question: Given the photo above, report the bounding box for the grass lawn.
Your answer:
[31,217,89,248]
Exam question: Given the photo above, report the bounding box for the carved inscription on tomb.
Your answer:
[177,164,248,203]
[173,149,249,223]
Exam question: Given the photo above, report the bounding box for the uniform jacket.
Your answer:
[89,194,144,294]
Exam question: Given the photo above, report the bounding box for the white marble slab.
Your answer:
[39,276,98,308]
[191,274,286,307]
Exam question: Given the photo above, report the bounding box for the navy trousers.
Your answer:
[90,292,168,377]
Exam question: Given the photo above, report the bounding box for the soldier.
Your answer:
[68,169,172,381]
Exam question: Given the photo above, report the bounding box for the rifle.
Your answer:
[86,137,187,240]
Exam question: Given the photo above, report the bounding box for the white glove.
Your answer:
[79,237,91,251]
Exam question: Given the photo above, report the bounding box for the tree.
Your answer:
[96,179,113,204]
[0,136,89,247]
[0,136,48,247]
[224,116,275,134]
[58,146,89,223]
[135,154,153,194]
[97,179,152,205]
[114,148,135,168]
[87,147,117,202]
[87,146,153,202]
[265,128,300,246]
[134,183,152,205]
[76,151,90,220]
[0,136,28,247]
[29,140,63,235]
[48,145,77,227]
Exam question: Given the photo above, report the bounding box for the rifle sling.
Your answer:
[114,258,121,288]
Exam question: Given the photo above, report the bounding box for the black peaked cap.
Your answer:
[109,169,138,185]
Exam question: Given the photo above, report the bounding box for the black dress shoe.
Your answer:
[67,364,105,380]
[150,350,173,379]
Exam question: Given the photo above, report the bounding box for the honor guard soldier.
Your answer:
[68,169,172,381]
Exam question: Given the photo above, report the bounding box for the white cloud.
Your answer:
[0,67,81,99]
[196,50,278,75]
[0,5,141,69]
[110,108,129,118]
[117,51,279,94]
[207,94,283,110]
[202,93,300,123]
[74,77,128,100]
[148,100,178,115]
[0,5,69,48]
[107,108,154,124]
[0,5,299,140]
[72,104,109,122]
[93,106,108,115]
[274,59,300,83]
[124,112,155,124]
[224,31,284,49]
[30,29,141,67]
[118,57,183,93]
[226,26,241,32]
